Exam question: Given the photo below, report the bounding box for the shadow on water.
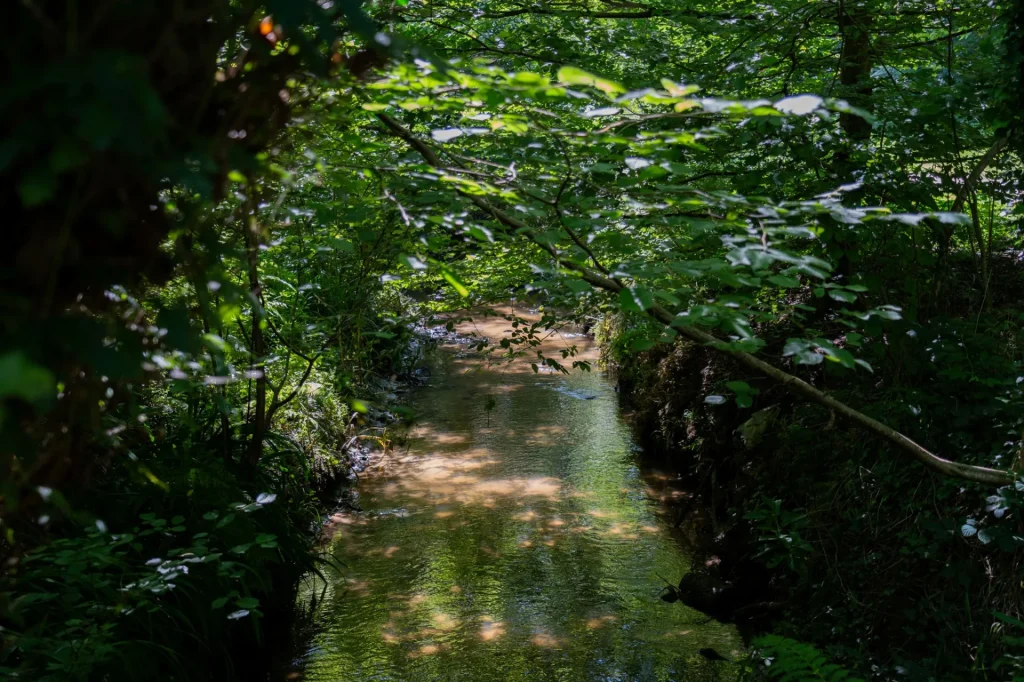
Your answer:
[281,306,743,681]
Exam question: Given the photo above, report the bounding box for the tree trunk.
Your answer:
[837,2,873,148]
[820,1,874,289]
[243,186,267,467]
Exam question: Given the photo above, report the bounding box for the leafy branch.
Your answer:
[376,111,1015,486]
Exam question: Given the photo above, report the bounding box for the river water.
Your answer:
[289,307,741,681]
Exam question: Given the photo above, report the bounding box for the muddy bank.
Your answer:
[618,341,785,642]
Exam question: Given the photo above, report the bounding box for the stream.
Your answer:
[287,307,742,681]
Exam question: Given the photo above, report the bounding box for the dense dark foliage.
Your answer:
[2,0,1024,679]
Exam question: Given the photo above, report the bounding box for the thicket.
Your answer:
[2,0,1024,680]
[610,250,1024,677]
[1,2,418,678]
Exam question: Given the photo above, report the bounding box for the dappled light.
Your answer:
[478,621,505,641]
[9,0,1020,679]
[530,632,563,649]
[408,643,446,659]
[293,309,742,680]
[586,615,618,630]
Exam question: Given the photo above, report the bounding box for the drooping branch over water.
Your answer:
[377,111,1015,486]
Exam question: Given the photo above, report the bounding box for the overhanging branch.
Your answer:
[376,112,1015,486]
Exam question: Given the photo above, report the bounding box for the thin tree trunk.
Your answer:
[243,182,267,467]
[934,136,1007,312]
[968,194,988,290]
[952,136,1008,214]
[823,1,873,286]
[837,1,873,148]
[983,196,995,311]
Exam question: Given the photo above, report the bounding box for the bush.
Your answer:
[1,446,326,681]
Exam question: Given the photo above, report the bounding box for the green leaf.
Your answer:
[157,306,200,353]
[767,275,800,288]
[217,303,242,326]
[995,611,1024,630]
[18,166,55,207]
[783,339,823,365]
[563,278,591,293]
[329,237,354,252]
[828,289,857,303]
[202,334,228,356]
[557,66,625,95]
[830,98,875,123]
[618,287,654,312]
[871,306,902,321]
[468,225,494,242]
[398,254,427,270]
[440,266,470,297]
[726,380,759,395]
[0,353,55,407]
[726,380,759,408]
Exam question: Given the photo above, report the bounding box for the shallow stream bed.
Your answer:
[288,307,742,681]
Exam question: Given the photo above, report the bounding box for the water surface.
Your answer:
[292,307,741,681]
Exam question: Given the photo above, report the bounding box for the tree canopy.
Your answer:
[3,0,1024,679]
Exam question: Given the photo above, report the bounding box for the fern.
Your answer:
[754,635,864,682]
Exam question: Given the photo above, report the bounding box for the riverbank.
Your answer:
[0,305,428,681]
[603,314,1024,680]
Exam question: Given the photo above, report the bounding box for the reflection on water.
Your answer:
[291,307,741,681]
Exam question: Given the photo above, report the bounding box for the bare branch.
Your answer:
[892,26,975,49]
[266,353,322,427]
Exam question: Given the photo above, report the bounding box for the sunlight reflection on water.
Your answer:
[290,307,741,681]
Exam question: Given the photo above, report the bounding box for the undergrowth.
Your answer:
[608,275,1024,681]
[0,290,420,680]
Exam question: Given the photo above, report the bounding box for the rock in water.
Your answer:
[698,648,731,662]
